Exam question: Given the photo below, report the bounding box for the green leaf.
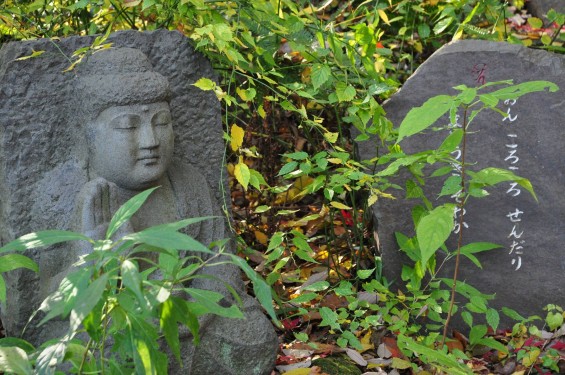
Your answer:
[294,332,309,342]
[278,161,298,176]
[311,63,332,89]
[489,81,559,100]
[434,17,453,35]
[469,296,488,314]
[106,187,158,239]
[267,232,284,253]
[479,93,498,107]
[160,298,189,361]
[470,167,536,201]
[431,166,455,178]
[0,254,38,273]
[0,276,5,304]
[184,288,243,319]
[397,335,472,374]
[302,281,329,292]
[334,280,354,296]
[136,216,215,234]
[487,308,500,331]
[254,205,271,214]
[502,307,525,321]
[342,330,363,350]
[36,340,69,374]
[290,292,319,304]
[418,23,430,39]
[461,311,473,327]
[69,273,109,332]
[0,347,33,375]
[457,87,477,105]
[527,17,543,29]
[546,311,564,331]
[249,169,268,190]
[416,204,455,266]
[292,236,318,263]
[319,306,340,330]
[477,337,508,353]
[0,338,35,353]
[439,128,463,153]
[0,230,91,253]
[357,268,374,280]
[123,230,212,254]
[121,260,146,309]
[335,82,356,102]
[285,151,309,160]
[469,324,487,346]
[397,95,454,143]
[192,77,216,91]
[225,254,279,326]
[460,242,502,254]
[438,175,462,198]
[377,155,423,177]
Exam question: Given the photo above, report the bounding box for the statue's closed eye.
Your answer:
[110,114,140,130]
[153,110,172,127]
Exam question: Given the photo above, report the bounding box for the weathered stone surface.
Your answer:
[0,30,277,374]
[527,0,564,19]
[357,40,565,324]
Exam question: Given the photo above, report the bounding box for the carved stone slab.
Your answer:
[527,0,564,19]
[357,40,565,324]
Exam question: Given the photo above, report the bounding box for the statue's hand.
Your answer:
[76,177,129,242]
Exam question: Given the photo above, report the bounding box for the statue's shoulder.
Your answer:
[167,160,220,214]
[168,160,213,192]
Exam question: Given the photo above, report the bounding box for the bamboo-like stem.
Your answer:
[441,106,469,346]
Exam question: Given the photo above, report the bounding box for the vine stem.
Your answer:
[441,106,469,347]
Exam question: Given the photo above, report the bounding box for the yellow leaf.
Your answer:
[378,9,390,25]
[521,348,540,367]
[367,193,378,207]
[257,104,266,119]
[391,357,412,369]
[360,330,374,352]
[234,161,250,190]
[301,66,312,84]
[231,124,245,151]
[15,49,45,61]
[123,0,141,7]
[282,368,311,375]
[327,158,343,164]
[192,77,216,91]
[254,231,268,245]
[330,201,352,210]
[226,163,235,177]
[323,132,338,143]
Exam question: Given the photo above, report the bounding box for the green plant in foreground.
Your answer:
[0,187,276,374]
[283,79,559,374]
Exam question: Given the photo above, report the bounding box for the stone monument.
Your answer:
[0,30,277,374]
[527,0,564,20]
[356,40,564,324]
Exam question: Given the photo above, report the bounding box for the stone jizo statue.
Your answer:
[73,47,277,374]
[0,32,277,375]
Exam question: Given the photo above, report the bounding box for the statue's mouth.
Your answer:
[138,155,160,164]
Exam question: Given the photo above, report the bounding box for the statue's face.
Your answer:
[87,101,174,190]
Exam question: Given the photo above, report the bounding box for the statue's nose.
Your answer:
[139,123,159,149]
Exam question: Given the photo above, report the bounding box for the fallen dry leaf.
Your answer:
[345,348,368,366]
[277,359,312,373]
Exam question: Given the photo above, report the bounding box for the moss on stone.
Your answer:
[311,356,362,375]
